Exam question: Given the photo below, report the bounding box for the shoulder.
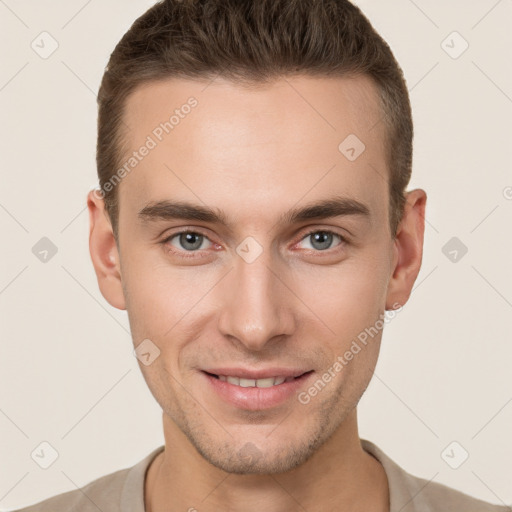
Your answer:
[10,466,131,512]
[361,438,510,512]
[10,446,164,512]
[404,471,510,512]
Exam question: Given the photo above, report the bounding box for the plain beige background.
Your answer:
[1,0,511,509]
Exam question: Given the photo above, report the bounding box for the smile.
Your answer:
[212,375,296,387]
[202,369,314,410]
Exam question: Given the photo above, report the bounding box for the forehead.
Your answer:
[118,75,388,228]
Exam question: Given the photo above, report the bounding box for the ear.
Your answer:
[385,189,427,310]
[87,190,126,310]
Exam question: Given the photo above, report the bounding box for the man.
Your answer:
[14,0,509,511]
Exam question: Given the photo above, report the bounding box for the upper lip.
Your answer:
[202,368,312,379]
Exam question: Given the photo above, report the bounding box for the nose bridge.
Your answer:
[217,245,294,350]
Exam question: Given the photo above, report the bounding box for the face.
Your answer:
[89,75,425,474]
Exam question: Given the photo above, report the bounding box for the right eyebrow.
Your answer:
[138,201,228,224]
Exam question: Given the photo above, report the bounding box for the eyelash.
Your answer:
[160,228,347,259]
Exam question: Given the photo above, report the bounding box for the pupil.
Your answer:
[181,232,203,250]
[311,232,332,250]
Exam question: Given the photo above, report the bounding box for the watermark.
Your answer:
[441,441,469,469]
[441,31,469,60]
[93,96,198,200]
[442,236,468,263]
[133,338,161,366]
[31,441,59,469]
[298,302,403,405]
[31,31,59,59]
[238,442,263,465]
[338,133,366,161]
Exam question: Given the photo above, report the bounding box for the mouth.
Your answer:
[201,369,315,410]
[203,371,313,388]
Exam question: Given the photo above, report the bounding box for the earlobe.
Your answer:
[385,189,427,310]
[87,190,126,310]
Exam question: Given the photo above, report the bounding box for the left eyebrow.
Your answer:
[137,195,371,228]
[280,196,371,225]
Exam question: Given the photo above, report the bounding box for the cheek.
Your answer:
[121,251,203,329]
[293,254,389,332]
[121,257,217,373]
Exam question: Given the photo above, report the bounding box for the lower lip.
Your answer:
[202,371,314,411]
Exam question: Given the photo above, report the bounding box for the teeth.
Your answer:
[239,378,256,387]
[217,375,291,387]
[255,378,274,388]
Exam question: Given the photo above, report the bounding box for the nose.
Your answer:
[217,247,296,352]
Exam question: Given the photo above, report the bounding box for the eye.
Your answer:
[297,229,346,251]
[164,230,214,253]
[161,228,346,260]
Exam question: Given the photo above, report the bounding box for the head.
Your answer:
[88,0,426,475]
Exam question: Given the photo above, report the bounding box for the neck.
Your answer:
[145,409,389,512]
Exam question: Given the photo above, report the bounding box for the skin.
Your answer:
[87,74,426,512]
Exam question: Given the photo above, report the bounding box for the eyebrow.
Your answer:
[137,195,371,229]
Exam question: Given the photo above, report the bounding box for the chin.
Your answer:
[197,444,314,475]
[189,426,330,475]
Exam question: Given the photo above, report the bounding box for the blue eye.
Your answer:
[161,228,346,260]
[166,231,213,252]
[298,230,345,251]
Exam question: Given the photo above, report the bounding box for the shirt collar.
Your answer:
[121,445,165,512]
[361,438,429,511]
[121,440,426,512]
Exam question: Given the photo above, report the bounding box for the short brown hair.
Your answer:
[96,0,413,239]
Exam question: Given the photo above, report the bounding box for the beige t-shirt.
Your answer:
[12,438,510,512]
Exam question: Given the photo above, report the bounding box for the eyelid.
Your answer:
[161,227,214,242]
[298,226,348,240]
